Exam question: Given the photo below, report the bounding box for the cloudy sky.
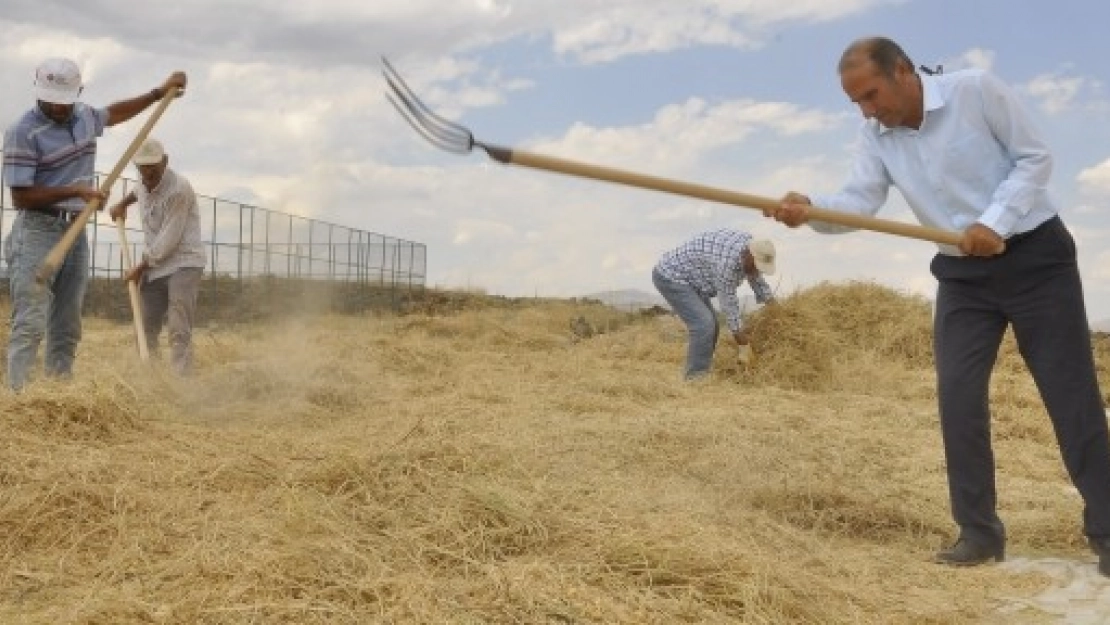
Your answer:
[4,0,1110,320]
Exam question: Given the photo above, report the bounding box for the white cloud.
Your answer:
[1,0,901,69]
[1078,159,1110,196]
[1020,68,1108,115]
[550,0,902,64]
[529,97,844,175]
[1026,72,1087,114]
[1090,249,1110,282]
[453,218,517,245]
[942,47,995,72]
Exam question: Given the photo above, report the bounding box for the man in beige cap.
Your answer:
[109,139,206,374]
[2,58,186,390]
[652,228,776,379]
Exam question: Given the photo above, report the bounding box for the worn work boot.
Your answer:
[934,538,1004,566]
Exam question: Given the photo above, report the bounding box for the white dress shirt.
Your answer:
[135,167,207,280]
[810,69,1058,256]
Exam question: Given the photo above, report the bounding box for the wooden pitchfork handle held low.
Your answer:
[114,218,150,361]
[488,146,963,247]
[35,88,178,284]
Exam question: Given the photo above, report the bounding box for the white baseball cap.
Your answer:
[34,58,83,105]
[749,239,776,275]
[133,138,166,166]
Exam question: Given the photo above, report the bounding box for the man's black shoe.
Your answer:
[1088,538,1110,577]
[934,538,1004,566]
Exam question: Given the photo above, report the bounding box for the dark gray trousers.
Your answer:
[141,267,203,375]
[931,216,1110,546]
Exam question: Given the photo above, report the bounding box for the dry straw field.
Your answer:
[1,281,1108,624]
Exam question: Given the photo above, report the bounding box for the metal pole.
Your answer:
[408,241,416,288]
[358,232,366,284]
[308,219,315,280]
[210,196,218,315]
[327,224,335,281]
[248,203,255,278]
[237,203,244,284]
[346,229,353,282]
[288,215,297,278]
[264,209,271,276]
[380,235,387,286]
[391,241,401,308]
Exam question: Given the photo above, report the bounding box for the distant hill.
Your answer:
[581,288,763,314]
[581,289,670,311]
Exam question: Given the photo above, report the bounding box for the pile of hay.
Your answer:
[732,281,934,392]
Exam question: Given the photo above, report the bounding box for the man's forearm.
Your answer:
[10,185,88,210]
[106,88,163,126]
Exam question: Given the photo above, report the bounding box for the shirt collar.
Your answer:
[32,101,81,126]
[145,167,176,196]
[878,73,944,134]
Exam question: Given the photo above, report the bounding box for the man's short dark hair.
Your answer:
[839,37,915,78]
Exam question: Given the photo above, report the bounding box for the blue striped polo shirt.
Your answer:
[3,103,108,212]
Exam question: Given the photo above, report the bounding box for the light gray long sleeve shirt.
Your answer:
[135,167,206,281]
[810,69,1057,256]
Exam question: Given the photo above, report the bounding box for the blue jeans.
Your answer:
[6,211,89,390]
[652,268,719,379]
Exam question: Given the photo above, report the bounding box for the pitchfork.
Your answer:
[382,58,962,247]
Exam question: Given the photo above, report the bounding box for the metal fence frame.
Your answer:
[0,156,427,316]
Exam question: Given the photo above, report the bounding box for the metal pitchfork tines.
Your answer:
[380,57,962,247]
[383,57,512,164]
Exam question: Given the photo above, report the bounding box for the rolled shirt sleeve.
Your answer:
[974,71,1053,238]
[717,267,745,334]
[809,137,893,235]
[2,126,39,187]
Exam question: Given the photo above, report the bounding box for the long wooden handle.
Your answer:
[115,218,150,361]
[490,146,962,247]
[35,88,178,283]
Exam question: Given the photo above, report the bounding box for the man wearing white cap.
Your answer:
[109,139,205,375]
[1,58,186,390]
[652,228,777,379]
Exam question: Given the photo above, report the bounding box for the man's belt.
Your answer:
[26,206,79,222]
[1005,216,1059,247]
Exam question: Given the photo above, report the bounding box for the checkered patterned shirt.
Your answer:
[654,228,775,333]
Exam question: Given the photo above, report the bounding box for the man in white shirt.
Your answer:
[765,36,1110,576]
[110,138,206,374]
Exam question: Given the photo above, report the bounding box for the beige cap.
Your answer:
[133,138,166,166]
[749,239,776,275]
